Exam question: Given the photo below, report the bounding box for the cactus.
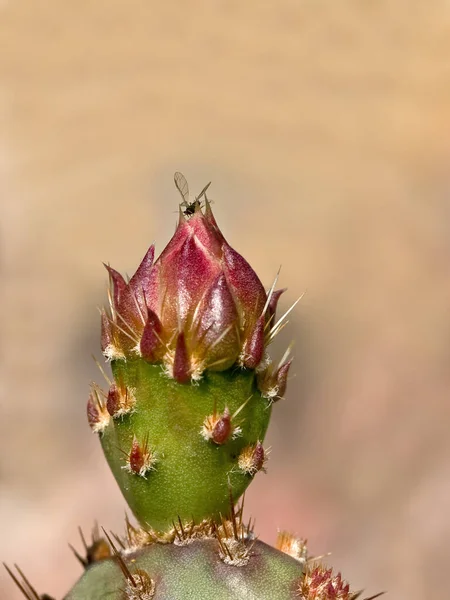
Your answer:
[6,174,381,600]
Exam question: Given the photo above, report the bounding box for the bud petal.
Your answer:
[188,208,223,255]
[129,244,155,296]
[119,245,155,325]
[222,243,266,332]
[140,309,164,362]
[175,234,220,324]
[203,200,226,245]
[193,274,240,370]
[104,265,126,307]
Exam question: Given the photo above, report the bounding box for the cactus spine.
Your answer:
[6,174,381,600]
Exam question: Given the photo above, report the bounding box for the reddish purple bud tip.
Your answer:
[124,436,157,478]
[237,441,268,475]
[129,437,145,475]
[87,394,100,429]
[275,358,293,399]
[252,441,266,472]
[242,315,265,369]
[104,264,127,306]
[211,409,232,445]
[173,332,191,384]
[267,288,286,323]
[106,384,120,417]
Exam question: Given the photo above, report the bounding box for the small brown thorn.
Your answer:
[228,487,238,541]
[79,526,88,552]
[101,527,133,581]
[68,543,87,568]
[172,521,181,542]
[178,516,186,539]
[125,568,156,599]
[112,532,126,550]
[3,563,41,600]
[105,313,139,346]
[91,355,112,386]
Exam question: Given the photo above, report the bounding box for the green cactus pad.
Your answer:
[100,358,272,531]
[65,539,303,600]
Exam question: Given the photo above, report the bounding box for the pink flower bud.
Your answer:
[101,178,289,382]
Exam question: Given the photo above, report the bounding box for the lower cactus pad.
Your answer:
[65,537,303,600]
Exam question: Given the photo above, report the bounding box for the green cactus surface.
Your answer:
[65,539,303,600]
[100,358,271,530]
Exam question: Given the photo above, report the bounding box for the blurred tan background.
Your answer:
[1,1,450,598]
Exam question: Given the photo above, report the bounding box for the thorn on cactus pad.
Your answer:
[3,562,54,600]
[257,345,293,402]
[102,529,156,599]
[125,569,156,600]
[106,382,136,418]
[202,393,254,445]
[276,531,308,564]
[201,406,241,444]
[237,441,269,476]
[267,293,304,343]
[215,492,256,567]
[215,515,255,567]
[87,384,110,434]
[123,515,157,552]
[122,435,158,478]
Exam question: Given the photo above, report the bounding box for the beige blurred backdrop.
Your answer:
[1,2,450,599]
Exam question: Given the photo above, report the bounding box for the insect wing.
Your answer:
[174,172,189,204]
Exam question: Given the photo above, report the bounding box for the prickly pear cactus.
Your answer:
[87,172,293,532]
[6,174,381,600]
